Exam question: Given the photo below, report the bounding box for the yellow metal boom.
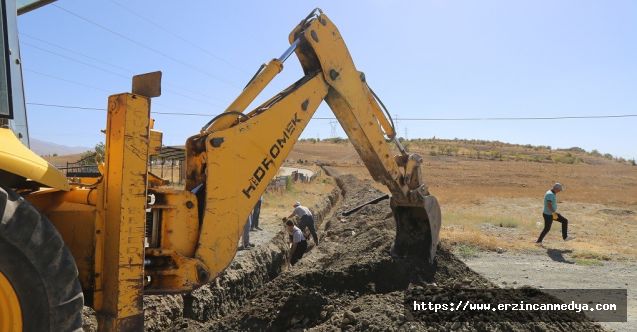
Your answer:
[181,8,441,290]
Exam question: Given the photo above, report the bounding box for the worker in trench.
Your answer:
[286,219,308,266]
[286,201,319,245]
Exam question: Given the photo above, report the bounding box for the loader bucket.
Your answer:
[390,195,441,264]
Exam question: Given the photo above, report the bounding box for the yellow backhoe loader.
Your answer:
[0,3,441,331]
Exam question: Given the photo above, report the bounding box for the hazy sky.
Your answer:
[17,0,637,159]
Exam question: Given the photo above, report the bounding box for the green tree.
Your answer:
[80,142,105,164]
[94,142,105,163]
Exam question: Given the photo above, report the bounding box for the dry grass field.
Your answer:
[43,152,85,166]
[288,140,637,262]
[52,140,635,330]
[49,139,637,262]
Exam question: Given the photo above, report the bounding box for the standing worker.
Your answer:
[251,196,263,231]
[286,220,307,266]
[288,201,319,245]
[240,214,255,250]
[536,183,573,244]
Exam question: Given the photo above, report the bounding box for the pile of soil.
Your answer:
[83,175,607,331]
[183,175,606,331]
[146,186,338,331]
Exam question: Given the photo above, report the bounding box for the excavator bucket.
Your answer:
[390,195,442,264]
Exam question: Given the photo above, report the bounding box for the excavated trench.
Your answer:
[84,173,608,331]
[175,175,607,331]
[81,180,339,332]
[141,186,340,331]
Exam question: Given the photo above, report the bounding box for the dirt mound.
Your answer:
[81,188,340,331]
[191,175,605,331]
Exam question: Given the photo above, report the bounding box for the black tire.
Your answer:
[0,185,84,331]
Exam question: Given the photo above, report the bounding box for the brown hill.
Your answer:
[31,138,90,157]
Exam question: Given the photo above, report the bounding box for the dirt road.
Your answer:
[462,251,635,332]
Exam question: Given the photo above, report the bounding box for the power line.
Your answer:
[21,32,228,104]
[52,4,239,88]
[399,115,637,120]
[21,32,131,74]
[25,101,637,120]
[23,38,635,122]
[107,0,248,75]
[313,115,637,121]
[23,61,224,108]
[27,102,104,111]
[22,41,130,79]
[24,71,224,115]
[25,69,112,92]
[26,102,216,117]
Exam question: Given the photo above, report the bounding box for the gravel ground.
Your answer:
[462,250,635,332]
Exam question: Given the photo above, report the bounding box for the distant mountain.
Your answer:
[30,138,91,156]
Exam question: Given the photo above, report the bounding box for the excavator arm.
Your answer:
[182,8,441,287]
[290,9,441,263]
[0,6,441,331]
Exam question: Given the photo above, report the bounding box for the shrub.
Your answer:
[455,244,480,258]
[552,154,577,164]
[285,176,293,191]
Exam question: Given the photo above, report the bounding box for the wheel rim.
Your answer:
[0,271,22,331]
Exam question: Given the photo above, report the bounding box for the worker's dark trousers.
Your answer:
[299,215,319,245]
[536,213,568,243]
[242,216,251,247]
[251,199,262,229]
[290,240,308,265]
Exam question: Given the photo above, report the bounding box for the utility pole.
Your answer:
[329,120,338,138]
